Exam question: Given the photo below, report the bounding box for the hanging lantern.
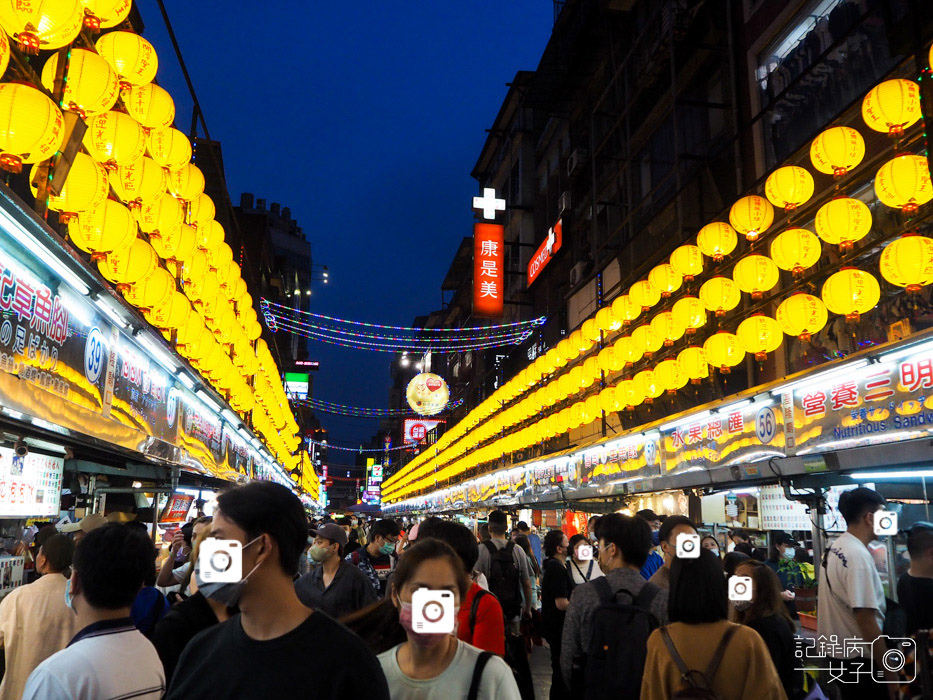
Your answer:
[698,276,740,317]
[582,318,601,343]
[597,346,617,373]
[862,79,922,138]
[135,192,184,237]
[151,223,196,263]
[98,238,156,290]
[821,268,880,322]
[617,379,644,409]
[810,126,865,178]
[0,32,8,80]
[68,199,136,260]
[629,279,661,311]
[769,228,822,276]
[670,244,704,281]
[634,369,663,403]
[703,331,745,373]
[41,48,119,117]
[730,195,774,242]
[122,83,175,130]
[187,193,216,227]
[736,314,782,362]
[0,83,64,173]
[29,152,108,222]
[594,306,619,334]
[765,166,815,212]
[677,346,708,384]
[84,111,146,169]
[145,291,190,330]
[168,163,205,201]
[0,0,82,53]
[671,295,706,335]
[611,294,640,326]
[599,386,622,413]
[147,127,192,171]
[123,266,175,310]
[655,359,688,395]
[571,329,592,353]
[732,254,779,299]
[697,222,738,261]
[81,0,132,30]
[879,235,933,293]
[584,395,601,424]
[557,338,578,362]
[196,219,225,250]
[111,156,166,208]
[632,324,663,359]
[181,249,208,293]
[650,311,685,347]
[874,155,933,215]
[613,335,643,367]
[648,263,683,298]
[776,293,828,341]
[95,31,158,88]
[814,197,872,251]
[175,311,205,351]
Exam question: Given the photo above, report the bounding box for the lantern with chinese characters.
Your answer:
[632,324,663,359]
[30,152,108,221]
[98,238,156,290]
[0,0,82,53]
[697,222,737,261]
[629,279,661,311]
[181,249,207,293]
[671,296,706,335]
[611,294,640,326]
[122,83,175,130]
[597,346,616,373]
[880,235,933,293]
[769,228,822,276]
[776,293,827,341]
[862,79,922,138]
[655,359,688,395]
[703,331,745,373]
[557,338,578,362]
[68,199,136,260]
[670,244,704,281]
[0,32,8,80]
[41,48,119,117]
[733,255,779,299]
[736,314,782,362]
[584,395,601,424]
[0,83,64,173]
[95,31,158,87]
[874,155,933,215]
[147,127,191,171]
[648,263,683,298]
[651,311,685,347]
[175,310,205,352]
[151,223,196,263]
[168,163,205,201]
[111,157,166,208]
[765,166,814,213]
[634,369,663,403]
[613,335,643,367]
[123,266,175,310]
[730,195,774,242]
[145,291,190,330]
[135,192,184,237]
[599,386,622,413]
[677,346,708,384]
[810,126,865,178]
[187,193,216,227]
[617,379,644,409]
[84,111,146,169]
[196,219,225,250]
[821,268,880,322]
[581,318,600,343]
[814,197,872,250]
[698,276,740,317]
[81,0,132,30]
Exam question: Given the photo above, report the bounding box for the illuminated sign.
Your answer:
[472,188,506,220]
[284,372,310,398]
[527,219,563,287]
[473,223,504,317]
[159,494,195,523]
[0,448,63,518]
[404,418,445,445]
[293,361,320,371]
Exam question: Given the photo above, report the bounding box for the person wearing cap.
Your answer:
[765,532,803,619]
[294,522,377,619]
[60,514,107,543]
[0,535,77,700]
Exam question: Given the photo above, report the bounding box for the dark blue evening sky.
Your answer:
[136,1,554,460]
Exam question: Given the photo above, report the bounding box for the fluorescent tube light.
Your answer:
[176,372,195,390]
[851,470,933,480]
[660,410,710,432]
[93,296,128,329]
[137,334,178,373]
[772,360,870,396]
[195,388,222,414]
[0,208,90,296]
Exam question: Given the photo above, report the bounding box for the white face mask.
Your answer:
[783,547,796,560]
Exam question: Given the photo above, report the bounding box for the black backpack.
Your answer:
[659,624,737,699]
[573,577,661,699]
[483,541,522,620]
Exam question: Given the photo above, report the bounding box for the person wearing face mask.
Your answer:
[347,518,401,597]
[294,522,376,619]
[165,481,388,699]
[765,531,801,620]
[648,515,698,591]
[0,535,76,700]
[701,535,721,558]
[22,525,164,700]
[567,534,604,585]
[635,511,665,580]
[378,537,520,699]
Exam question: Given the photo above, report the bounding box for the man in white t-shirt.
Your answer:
[817,487,895,699]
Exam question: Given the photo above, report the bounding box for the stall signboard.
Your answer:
[758,483,870,532]
[0,448,63,517]
[159,494,195,523]
[403,418,445,445]
[578,433,662,487]
[0,556,24,595]
[473,223,504,317]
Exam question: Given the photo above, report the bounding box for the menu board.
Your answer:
[0,447,63,517]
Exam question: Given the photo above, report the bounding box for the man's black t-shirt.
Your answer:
[165,610,389,699]
[541,557,573,642]
[151,591,221,688]
[897,572,933,635]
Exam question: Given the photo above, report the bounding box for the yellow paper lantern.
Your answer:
[648,263,683,298]
[650,311,685,347]
[582,318,601,343]
[196,219,225,250]
[84,111,146,168]
[152,223,196,263]
[810,126,865,178]
[697,221,738,262]
[821,268,880,322]
[557,338,578,362]
[98,238,156,289]
[671,295,706,335]
[736,314,782,361]
[634,369,663,403]
[0,32,8,81]
[599,386,621,413]
[95,31,158,87]
[41,48,119,117]
[145,291,190,330]
[733,254,779,300]
[629,279,661,311]
[703,332,745,373]
[862,79,922,137]
[769,228,822,276]
[632,324,663,359]
[617,379,644,409]
[135,192,184,236]
[187,193,216,227]
[584,395,601,424]
[814,197,872,250]
[765,166,814,212]
[597,346,616,373]
[68,199,136,260]
[111,156,166,207]
[655,359,688,394]
[613,335,643,367]
[0,0,82,53]
[595,306,621,333]
[168,163,205,201]
[147,127,192,171]
[729,195,774,242]
[570,329,592,353]
[611,294,640,326]
[874,155,933,214]
[80,0,132,29]
[123,266,175,310]
[670,244,704,281]
[0,83,64,173]
[698,276,741,317]
[29,152,108,221]
[207,242,233,273]
[776,293,828,341]
[122,83,175,130]
[880,235,933,293]
[677,346,708,384]
[175,310,205,350]
[181,249,207,291]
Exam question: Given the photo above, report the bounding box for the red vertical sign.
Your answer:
[473,223,505,317]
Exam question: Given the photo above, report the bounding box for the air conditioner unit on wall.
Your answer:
[558,191,571,215]
[569,262,586,287]
[567,148,588,177]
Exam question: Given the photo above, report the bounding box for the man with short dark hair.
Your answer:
[23,524,164,699]
[475,510,533,623]
[898,521,933,636]
[294,522,376,619]
[634,510,664,580]
[166,482,388,698]
[541,530,573,700]
[647,515,697,590]
[517,520,542,566]
[345,518,400,597]
[731,529,766,561]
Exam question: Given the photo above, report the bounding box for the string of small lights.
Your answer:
[308,439,419,453]
[297,397,463,418]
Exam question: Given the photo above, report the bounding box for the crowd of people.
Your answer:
[0,484,928,698]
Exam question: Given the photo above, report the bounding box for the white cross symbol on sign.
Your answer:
[472,188,506,220]
[546,226,556,255]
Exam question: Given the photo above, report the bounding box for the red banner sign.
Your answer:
[159,494,194,523]
[473,223,504,317]
[527,219,562,287]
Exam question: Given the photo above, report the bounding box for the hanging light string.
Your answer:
[308,439,420,453]
[297,397,463,418]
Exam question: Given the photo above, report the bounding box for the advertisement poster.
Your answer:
[0,447,63,518]
[579,433,662,487]
[403,418,445,445]
[159,494,195,523]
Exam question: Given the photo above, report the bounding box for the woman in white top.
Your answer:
[377,538,520,700]
[568,534,604,585]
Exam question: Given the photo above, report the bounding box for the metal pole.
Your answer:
[151,493,159,545]
[811,493,825,584]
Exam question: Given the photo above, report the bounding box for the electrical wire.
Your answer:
[297,397,462,418]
